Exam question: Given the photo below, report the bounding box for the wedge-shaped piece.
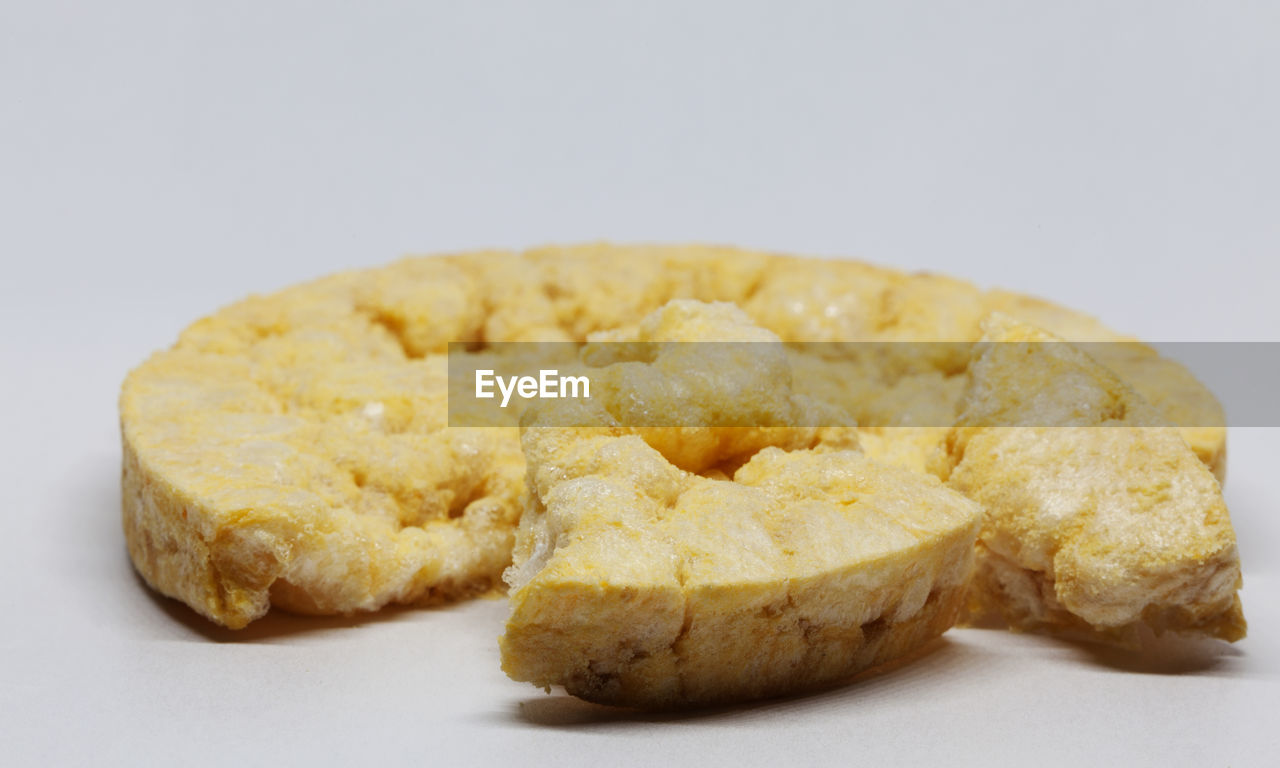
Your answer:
[503,442,982,708]
[501,301,982,708]
[940,314,1245,645]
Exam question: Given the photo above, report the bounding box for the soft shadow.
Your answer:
[958,619,1245,677]
[130,567,464,643]
[1062,627,1245,676]
[510,636,981,727]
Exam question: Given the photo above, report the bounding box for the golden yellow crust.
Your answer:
[120,261,527,628]
[121,244,1233,633]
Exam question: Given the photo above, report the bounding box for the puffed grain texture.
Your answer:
[940,315,1244,645]
[121,244,1230,628]
[500,302,982,707]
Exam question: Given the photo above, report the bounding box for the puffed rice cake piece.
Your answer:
[937,314,1245,645]
[500,301,982,707]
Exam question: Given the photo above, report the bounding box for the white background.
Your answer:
[2,2,1278,766]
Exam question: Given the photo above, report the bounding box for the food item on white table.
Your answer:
[120,244,1240,682]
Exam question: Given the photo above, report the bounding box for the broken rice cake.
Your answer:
[120,244,1239,658]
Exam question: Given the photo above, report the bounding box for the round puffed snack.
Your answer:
[121,244,1235,640]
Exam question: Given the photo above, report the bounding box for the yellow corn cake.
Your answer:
[121,243,1234,642]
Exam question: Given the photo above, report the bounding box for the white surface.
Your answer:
[2,2,1278,766]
